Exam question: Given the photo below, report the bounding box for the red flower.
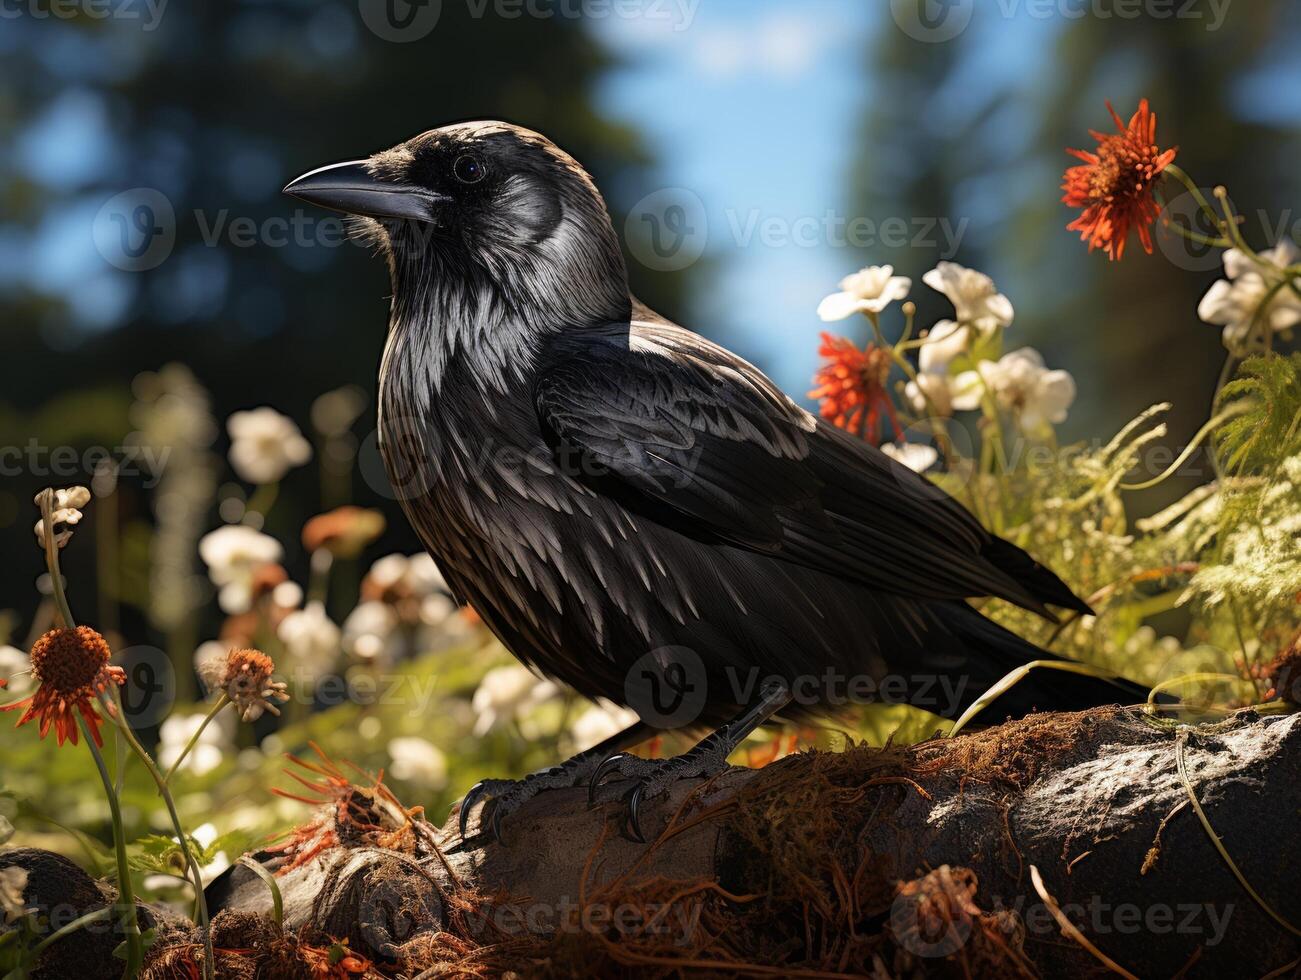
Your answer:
[808,333,902,443]
[1,627,125,747]
[1062,98,1177,260]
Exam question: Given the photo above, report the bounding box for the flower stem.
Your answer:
[103,700,215,979]
[866,312,970,483]
[1162,163,1219,231]
[31,906,114,954]
[163,694,230,784]
[36,491,75,631]
[1212,185,1258,260]
[33,490,141,976]
[78,716,143,979]
[1162,219,1230,249]
[1119,403,1247,491]
[243,481,280,523]
[307,547,334,605]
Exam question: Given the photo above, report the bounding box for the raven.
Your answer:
[285,121,1145,842]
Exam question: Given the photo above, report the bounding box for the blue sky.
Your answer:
[592,0,879,397]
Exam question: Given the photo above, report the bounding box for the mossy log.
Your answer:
[11,707,1301,977]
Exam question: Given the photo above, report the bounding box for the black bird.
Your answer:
[285,121,1145,842]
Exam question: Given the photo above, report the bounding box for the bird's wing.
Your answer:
[535,321,1061,613]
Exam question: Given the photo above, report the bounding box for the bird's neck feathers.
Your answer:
[380,195,631,398]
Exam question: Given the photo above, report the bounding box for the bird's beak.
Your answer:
[283,160,448,222]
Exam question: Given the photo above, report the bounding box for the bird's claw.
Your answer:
[586,747,728,843]
[588,752,635,807]
[454,764,588,843]
[455,778,516,842]
[457,780,489,840]
[624,782,647,843]
[587,757,650,841]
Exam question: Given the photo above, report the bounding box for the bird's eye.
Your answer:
[453,155,486,184]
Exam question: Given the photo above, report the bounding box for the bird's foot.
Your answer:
[587,740,731,843]
[454,718,653,844]
[589,680,792,843]
[456,763,587,844]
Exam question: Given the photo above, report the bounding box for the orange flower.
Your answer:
[808,332,902,443]
[1062,98,1177,260]
[199,647,289,722]
[1,627,125,747]
[302,506,385,558]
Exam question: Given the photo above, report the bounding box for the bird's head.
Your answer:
[284,121,630,332]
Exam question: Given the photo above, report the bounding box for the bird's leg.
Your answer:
[588,679,792,843]
[456,720,655,843]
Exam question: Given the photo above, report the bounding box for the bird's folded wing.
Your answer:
[534,321,1050,612]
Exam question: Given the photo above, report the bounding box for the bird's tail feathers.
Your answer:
[935,605,1150,722]
[980,536,1094,617]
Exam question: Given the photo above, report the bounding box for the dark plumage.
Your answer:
[285,121,1145,838]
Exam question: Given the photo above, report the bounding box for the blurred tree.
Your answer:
[0,2,686,635]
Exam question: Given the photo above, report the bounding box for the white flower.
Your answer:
[904,320,973,418]
[471,664,561,737]
[198,524,283,613]
[342,600,400,663]
[33,485,92,550]
[0,645,32,697]
[226,407,312,485]
[953,348,1076,433]
[570,701,641,752]
[406,553,448,594]
[904,371,953,418]
[366,552,449,597]
[272,581,303,610]
[917,320,971,374]
[0,866,29,924]
[277,601,341,679]
[1197,240,1301,354]
[420,592,459,630]
[356,553,463,657]
[923,262,1014,333]
[817,265,911,321]
[386,736,448,787]
[158,710,235,777]
[881,442,939,473]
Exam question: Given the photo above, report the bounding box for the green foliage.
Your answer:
[127,830,253,879]
[1214,353,1301,477]
[1185,454,1301,619]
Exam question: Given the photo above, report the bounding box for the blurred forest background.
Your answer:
[3,0,1299,633]
[1,0,1299,845]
